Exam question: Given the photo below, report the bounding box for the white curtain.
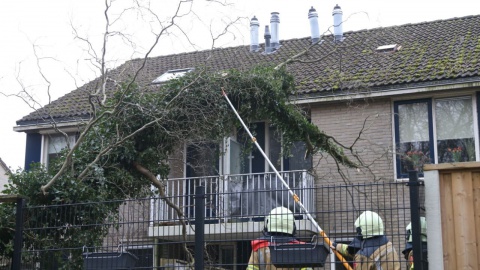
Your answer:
[399,102,429,143]
[435,96,473,140]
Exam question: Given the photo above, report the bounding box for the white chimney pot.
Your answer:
[270,12,280,49]
[308,6,320,44]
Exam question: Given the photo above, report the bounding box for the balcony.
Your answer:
[149,170,317,240]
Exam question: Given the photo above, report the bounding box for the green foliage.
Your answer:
[0,64,356,268]
[75,65,356,182]
[0,164,126,269]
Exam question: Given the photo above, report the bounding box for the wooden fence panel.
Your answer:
[473,172,480,269]
[440,172,456,269]
[451,171,477,269]
[433,165,480,270]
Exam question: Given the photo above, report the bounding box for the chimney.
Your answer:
[270,12,280,50]
[264,25,272,53]
[332,4,343,42]
[308,6,320,44]
[250,16,260,52]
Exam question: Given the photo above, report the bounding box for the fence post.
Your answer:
[195,186,205,270]
[408,170,426,270]
[0,195,27,270]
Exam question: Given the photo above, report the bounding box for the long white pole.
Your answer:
[222,88,353,270]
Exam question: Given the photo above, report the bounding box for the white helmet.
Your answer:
[406,217,427,242]
[354,211,384,238]
[264,207,295,235]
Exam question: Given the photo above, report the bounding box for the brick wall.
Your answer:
[309,98,415,267]
[310,97,395,185]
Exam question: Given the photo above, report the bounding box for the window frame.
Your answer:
[394,98,434,179]
[434,96,477,164]
[151,68,193,84]
[41,132,77,167]
[394,93,480,179]
[221,122,312,175]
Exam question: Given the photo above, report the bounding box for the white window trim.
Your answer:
[473,95,480,161]
[41,133,76,167]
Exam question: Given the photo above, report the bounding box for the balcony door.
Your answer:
[227,122,311,175]
[185,142,219,220]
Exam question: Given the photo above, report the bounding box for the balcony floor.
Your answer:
[149,218,318,241]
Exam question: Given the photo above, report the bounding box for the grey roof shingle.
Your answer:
[17,15,480,125]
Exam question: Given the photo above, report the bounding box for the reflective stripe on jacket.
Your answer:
[407,250,414,270]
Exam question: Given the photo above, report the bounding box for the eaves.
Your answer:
[13,118,89,133]
[293,77,480,105]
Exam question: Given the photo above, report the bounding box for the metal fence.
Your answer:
[6,178,424,270]
[151,171,315,225]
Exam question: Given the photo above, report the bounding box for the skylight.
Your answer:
[376,44,401,53]
[152,68,193,84]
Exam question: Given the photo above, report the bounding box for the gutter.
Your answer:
[13,120,88,133]
[293,79,480,104]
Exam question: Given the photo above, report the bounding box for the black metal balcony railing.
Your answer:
[150,170,315,225]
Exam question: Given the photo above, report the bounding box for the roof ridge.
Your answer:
[342,13,480,35]
[130,13,480,62]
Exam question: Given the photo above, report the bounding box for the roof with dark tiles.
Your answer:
[17,15,480,125]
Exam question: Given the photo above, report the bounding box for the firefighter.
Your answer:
[332,210,401,270]
[246,207,312,270]
[402,217,428,270]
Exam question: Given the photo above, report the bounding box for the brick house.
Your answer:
[13,9,480,268]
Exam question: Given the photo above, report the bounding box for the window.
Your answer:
[43,133,76,167]
[226,122,312,174]
[394,99,433,176]
[151,68,193,84]
[435,97,475,163]
[394,95,477,178]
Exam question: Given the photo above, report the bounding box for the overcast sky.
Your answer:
[1,0,479,171]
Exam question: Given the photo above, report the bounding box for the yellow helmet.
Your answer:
[264,207,295,235]
[406,217,427,242]
[354,211,384,238]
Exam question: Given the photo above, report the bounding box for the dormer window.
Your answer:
[152,68,193,84]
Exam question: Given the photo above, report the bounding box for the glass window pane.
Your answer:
[229,139,243,175]
[288,141,312,171]
[47,135,70,154]
[268,125,282,172]
[399,103,429,142]
[436,97,475,163]
[47,134,75,165]
[397,102,431,174]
